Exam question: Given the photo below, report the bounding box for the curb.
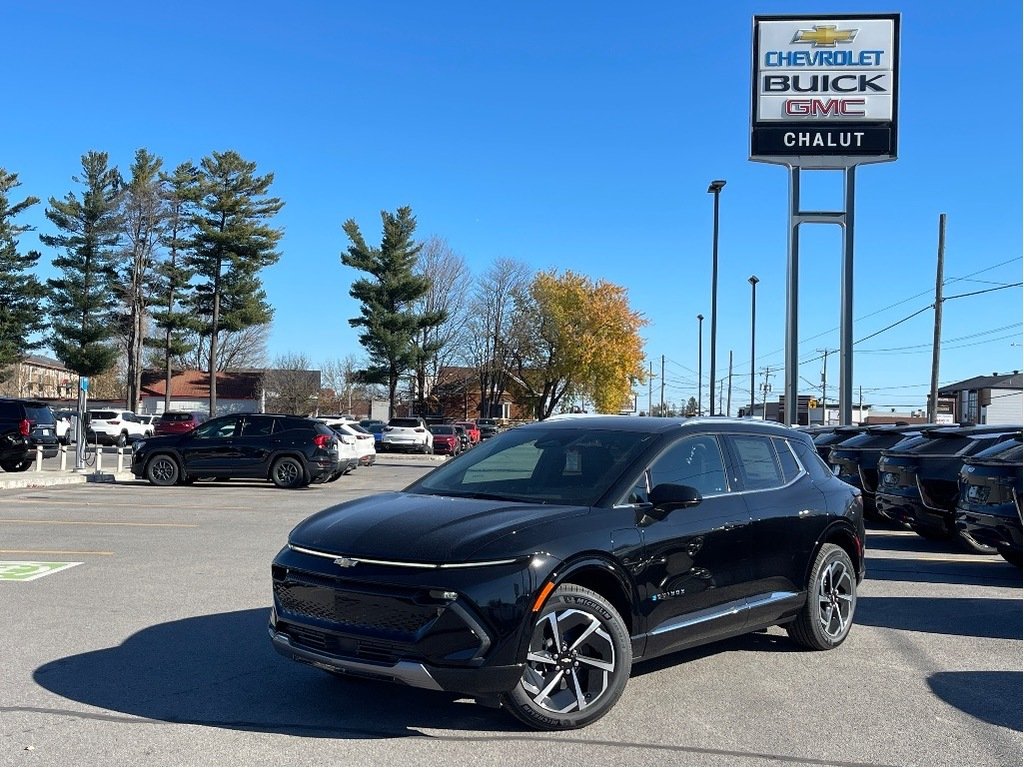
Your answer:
[0,471,137,491]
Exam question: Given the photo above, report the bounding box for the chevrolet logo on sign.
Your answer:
[792,25,858,47]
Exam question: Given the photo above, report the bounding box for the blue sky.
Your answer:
[4,1,1021,414]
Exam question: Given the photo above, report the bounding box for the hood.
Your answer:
[289,492,588,563]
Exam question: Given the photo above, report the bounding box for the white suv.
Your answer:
[381,417,433,453]
[87,409,151,447]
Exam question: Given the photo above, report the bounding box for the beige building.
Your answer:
[0,355,76,400]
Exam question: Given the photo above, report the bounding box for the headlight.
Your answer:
[134,441,146,452]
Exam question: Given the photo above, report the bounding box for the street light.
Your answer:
[697,313,704,417]
[707,179,726,415]
[748,275,759,418]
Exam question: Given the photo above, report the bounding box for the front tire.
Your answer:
[787,543,857,650]
[270,456,305,488]
[145,454,180,486]
[501,584,631,731]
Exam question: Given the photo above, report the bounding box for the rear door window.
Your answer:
[726,434,784,491]
[773,438,802,483]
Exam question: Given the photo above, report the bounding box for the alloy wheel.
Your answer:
[816,559,854,641]
[520,607,616,715]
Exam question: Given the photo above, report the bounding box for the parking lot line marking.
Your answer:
[0,549,113,556]
[1,499,250,511]
[0,519,197,528]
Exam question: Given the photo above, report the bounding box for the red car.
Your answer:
[454,420,481,445]
[430,425,463,456]
[154,411,205,436]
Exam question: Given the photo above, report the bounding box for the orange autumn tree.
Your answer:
[517,270,647,419]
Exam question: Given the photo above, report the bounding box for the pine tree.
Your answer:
[0,169,47,382]
[185,151,283,416]
[41,151,123,377]
[341,206,442,417]
[145,161,200,412]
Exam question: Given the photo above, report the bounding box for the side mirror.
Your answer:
[648,483,703,514]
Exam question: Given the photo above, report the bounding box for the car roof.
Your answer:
[525,415,803,437]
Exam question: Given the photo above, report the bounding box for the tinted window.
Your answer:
[161,412,196,423]
[773,438,801,483]
[432,426,455,435]
[413,427,654,506]
[790,438,834,481]
[278,417,313,432]
[647,435,727,497]
[729,434,783,491]
[26,406,55,424]
[241,416,275,436]
[390,418,421,428]
[193,417,238,439]
[90,411,118,420]
[0,402,19,419]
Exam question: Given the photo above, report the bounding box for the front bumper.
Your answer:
[269,625,523,694]
[269,546,541,696]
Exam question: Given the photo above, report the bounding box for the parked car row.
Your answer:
[803,422,1022,566]
[377,416,502,454]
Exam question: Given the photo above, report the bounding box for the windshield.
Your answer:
[406,426,656,506]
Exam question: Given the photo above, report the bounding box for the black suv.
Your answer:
[131,413,341,488]
[270,417,864,729]
[0,398,60,472]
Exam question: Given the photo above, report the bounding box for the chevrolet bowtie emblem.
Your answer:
[792,25,858,47]
[334,557,358,568]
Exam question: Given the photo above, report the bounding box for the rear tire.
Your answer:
[0,459,33,472]
[145,454,180,486]
[786,543,857,651]
[501,583,631,731]
[270,456,305,489]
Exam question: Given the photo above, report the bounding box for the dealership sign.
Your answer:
[750,14,900,166]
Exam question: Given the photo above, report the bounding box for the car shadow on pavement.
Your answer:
[865,555,1021,587]
[855,596,1023,640]
[33,608,517,737]
[928,671,1023,731]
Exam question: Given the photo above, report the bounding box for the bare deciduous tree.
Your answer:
[263,352,320,415]
[466,258,531,418]
[413,236,471,410]
[148,324,270,372]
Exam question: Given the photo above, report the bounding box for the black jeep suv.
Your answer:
[131,413,341,488]
[270,417,864,729]
[0,398,60,472]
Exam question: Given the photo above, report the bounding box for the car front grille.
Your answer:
[273,575,439,637]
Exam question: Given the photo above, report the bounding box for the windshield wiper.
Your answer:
[421,489,539,504]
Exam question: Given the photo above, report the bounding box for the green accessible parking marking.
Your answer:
[0,561,82,582]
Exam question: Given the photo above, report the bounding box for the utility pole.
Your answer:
[648,360,654,416]
[660,355,665,417]
[818,348,829,425]
[761,367,774,421]
[929,213,946,422]
[726,350,733,418]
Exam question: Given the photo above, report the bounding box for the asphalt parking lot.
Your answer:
[1,462,1021,766]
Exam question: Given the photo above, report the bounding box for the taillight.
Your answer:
[109,420,120,425]
[415,427,425,432]
[19,419,30,437]
[313,434,332,449]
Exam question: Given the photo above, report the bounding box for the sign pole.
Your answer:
[784,167,800,426]
[839,166,857,425]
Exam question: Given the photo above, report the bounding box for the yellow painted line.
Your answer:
[0,549,114,556]
[0,519,197,528]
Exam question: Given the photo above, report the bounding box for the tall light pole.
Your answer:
[748,275,758,418]
[707,179,726,415]
[697,313,704,416]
